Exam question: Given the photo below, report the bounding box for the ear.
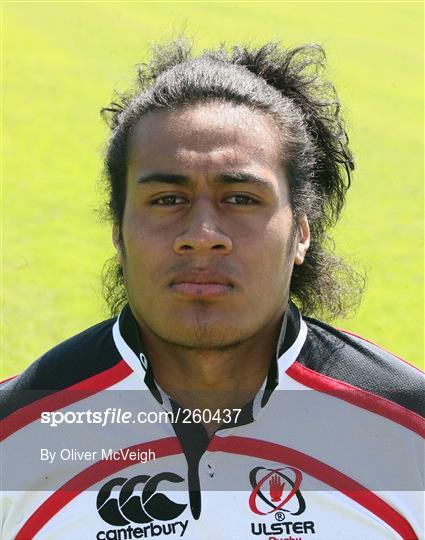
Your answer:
[294,215,310,266]
[112,224,124,265]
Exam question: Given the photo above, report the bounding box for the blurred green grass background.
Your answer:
[2,1,423,377]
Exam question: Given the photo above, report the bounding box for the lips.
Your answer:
[170,270,234,298]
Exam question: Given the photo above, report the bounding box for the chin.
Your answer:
[164,322,245,351]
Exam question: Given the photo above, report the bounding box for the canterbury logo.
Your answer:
[97,473,187,526]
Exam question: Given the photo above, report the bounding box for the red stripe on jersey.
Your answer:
[209,436,418,540]
[338,327,424,374]
[15,437,183,540]
[0,374,17,384]
[0,360,132,442]
[287,361,425,437]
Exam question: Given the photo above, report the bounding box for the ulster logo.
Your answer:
[97,473,187,526]
[249,466,306,516]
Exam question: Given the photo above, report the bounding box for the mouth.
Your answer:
[170,271,235,299]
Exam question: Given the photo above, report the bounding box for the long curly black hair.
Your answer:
[100,38,365,319]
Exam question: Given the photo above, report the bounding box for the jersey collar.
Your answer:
[112,300,306,413]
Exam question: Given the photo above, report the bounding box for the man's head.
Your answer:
[112,101,309,350]
[101,39,363,328]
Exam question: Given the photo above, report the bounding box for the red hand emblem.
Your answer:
[269,474,284,502]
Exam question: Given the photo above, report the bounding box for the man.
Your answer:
[1,40,424,539]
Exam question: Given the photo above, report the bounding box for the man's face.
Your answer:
[115,102,309,350]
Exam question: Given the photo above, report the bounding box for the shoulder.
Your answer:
[294,316,424,419]
[0,317,123,421]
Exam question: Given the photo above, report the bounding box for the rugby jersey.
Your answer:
[1,302,424,540]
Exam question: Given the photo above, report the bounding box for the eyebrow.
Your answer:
[136,171,272,188]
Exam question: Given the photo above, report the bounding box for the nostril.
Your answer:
[179,244,194,252]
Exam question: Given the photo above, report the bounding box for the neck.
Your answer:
[139,316,284,413]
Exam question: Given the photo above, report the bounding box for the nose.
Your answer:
[173,200,233,255]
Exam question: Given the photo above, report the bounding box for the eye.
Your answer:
[151,195,188,206]
[225,194,258,205]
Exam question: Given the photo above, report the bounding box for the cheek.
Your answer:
[256,215,296,266]
[122,209,152,251]
[121,217,149,272]
[124,205,177,245]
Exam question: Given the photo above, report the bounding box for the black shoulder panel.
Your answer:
[0,318,120,420]
[298,317,425,418]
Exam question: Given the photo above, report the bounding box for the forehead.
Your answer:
[127,102,283,177]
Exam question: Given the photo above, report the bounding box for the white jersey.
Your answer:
[1,302,424,539]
